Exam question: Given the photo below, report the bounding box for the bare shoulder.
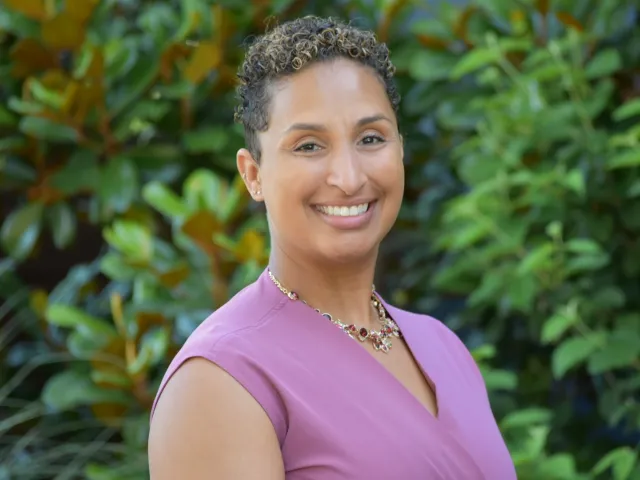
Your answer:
[148,357,285,480]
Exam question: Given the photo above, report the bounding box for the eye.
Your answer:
[360,134,385,145]
[294,142,322,153]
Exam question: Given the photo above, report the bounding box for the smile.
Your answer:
[315,203,370,217]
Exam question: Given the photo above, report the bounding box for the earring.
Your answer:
[255,189,261,196]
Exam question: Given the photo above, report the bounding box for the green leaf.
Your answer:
[103,220,154,262]
[585,48,622,79]
[99,156,139,214]
[29,78,64,109]
[142,181,189,218]
[587,336,640,374]
[50,149,100,194]
[109,57,160,119]
[607,150,640,169]
[470,344,496,361]
[507,274,537,313]
[449,223,491,251]
[565,238,602,255]
[183,126,229,153]
[542,313,576,344]
[500,408,552,429]
[18,116,79,143]
[183,168,225,215]
[127,327,169,376]
[67,330,112,358]
[563,168,585,197]
[8,97,44,115]
[451,47,500,79]
[91,370,133,389]
[0,104,17,126]
[0,155,35,186]
[0,202,43,260]
[0,135,27,153]
[518,243,555,273]
[481,368,518,391]
[409,50,458,81]
[99,252,140,281]
[552,333,604,378]
[46,304,118,338]
[613,98,640,122]
[42,370,130,412]
[47,202,77,249]
[538,454,577,479]
[565,253,609,274]
[592,447,637,480]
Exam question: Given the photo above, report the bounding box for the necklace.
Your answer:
[267,269,402,353]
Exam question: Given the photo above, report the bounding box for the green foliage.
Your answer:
[1,0,639,478]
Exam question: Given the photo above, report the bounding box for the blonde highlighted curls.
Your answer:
[234,15,400,161]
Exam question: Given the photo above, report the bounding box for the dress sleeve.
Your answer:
[150,332,288,446]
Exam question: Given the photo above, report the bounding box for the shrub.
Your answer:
[0,0,638,478]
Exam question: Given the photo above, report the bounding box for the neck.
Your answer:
[268,244,380,329]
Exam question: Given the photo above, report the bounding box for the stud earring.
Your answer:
[255,189,261,196]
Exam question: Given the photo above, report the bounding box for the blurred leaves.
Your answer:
[1,0,639,478]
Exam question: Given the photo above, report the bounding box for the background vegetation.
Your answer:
[1,0,639,478]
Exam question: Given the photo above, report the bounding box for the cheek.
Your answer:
[374,154,404,195]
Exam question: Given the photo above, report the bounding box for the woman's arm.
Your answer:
[148,357,285,479]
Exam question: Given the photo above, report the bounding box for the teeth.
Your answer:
[317,203,370,217]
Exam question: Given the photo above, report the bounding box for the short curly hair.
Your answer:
[234,15,400,161]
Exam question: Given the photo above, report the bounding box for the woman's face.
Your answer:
[240,58,404,265]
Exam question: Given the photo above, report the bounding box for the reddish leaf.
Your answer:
[234,229,268,264]
[134,312,167,343]
[65,0,99,24]
[160,43,191,82]
[182,41,222,84]
[536,0,550,15]
[41,12,86,50]
[453,6,480,44]
[416,34,450,51]
[157,265,190,288]
[10,39,57,78]
[181,210,221,253]
[4,0,47,21]
[556,12,584,31]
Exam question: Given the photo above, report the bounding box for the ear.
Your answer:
[236,148,263,202]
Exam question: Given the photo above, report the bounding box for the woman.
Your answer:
[149,16,516,480]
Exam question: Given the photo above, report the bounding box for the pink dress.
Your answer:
[152,269,517,479]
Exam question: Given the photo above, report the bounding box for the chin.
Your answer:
[314,238,380,266]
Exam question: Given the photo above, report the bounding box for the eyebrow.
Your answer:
[283,114,393,134]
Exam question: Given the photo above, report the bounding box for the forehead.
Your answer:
[266,58,393,130]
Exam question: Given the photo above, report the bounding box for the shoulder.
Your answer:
[149,357,284,479]
[151,271,290,441]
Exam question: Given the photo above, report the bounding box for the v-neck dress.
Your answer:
[152,269,517,479]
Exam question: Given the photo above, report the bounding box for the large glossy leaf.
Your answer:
[584,48,622,79]
[49,149,100,194]
[46,304,118,338]
[142,181,189,218]
[99,156,139,214]
[552,333,605,378]
[103,220,154,262]
[592,447,637,480]
[47,201,77,249]
[42,370,130,412]
[0,202,43,260]
[19,116,79,143]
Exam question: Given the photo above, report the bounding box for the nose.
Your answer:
[326,145,366,196]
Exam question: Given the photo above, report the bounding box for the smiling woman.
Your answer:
[148,16,516,480]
